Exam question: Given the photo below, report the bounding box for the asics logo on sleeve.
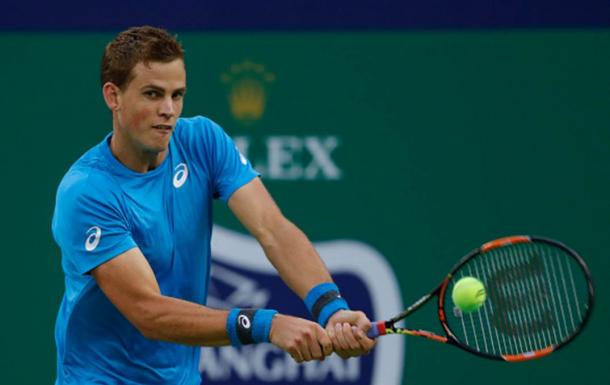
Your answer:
[85,226,102,251]
[238,314,251,329]
[239,152,248,166]
[173,163,189,188]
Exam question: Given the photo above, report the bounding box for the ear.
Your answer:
[102,82,121,111]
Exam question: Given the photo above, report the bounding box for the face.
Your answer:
[109,59,186,154]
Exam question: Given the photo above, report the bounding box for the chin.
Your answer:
[148,136,173,152]
[143,141,170,154]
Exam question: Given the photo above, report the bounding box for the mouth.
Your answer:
[152,124,173,135]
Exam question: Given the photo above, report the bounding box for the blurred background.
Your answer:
[1,1,608,384]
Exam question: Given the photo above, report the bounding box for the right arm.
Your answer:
[92,247,333,361]
[92,247,229,346]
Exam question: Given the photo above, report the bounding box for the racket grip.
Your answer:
[367,321,387,338]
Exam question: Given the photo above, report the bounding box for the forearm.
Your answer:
[138,294,333,363]
[258,217,333,298]
[133,295,230,346]
[227,178,334,299]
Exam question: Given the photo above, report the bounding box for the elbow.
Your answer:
[136,321,160,340]
[255,216,292,250]
[129,298,165,340]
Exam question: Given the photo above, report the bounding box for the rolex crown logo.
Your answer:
[230,78,265,122]
[221,60,275,124]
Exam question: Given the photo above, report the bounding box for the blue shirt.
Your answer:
[52,116,258,385]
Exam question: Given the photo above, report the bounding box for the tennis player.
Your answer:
[51,26,375,384]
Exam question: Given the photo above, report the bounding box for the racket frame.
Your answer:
[372,235,595,362]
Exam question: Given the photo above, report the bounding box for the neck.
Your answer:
[109,132,167,173]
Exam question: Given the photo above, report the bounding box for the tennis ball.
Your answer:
[452,276,486,313]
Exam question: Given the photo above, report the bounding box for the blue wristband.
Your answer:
[226,308,241,346]
[304,282,350,327]
[226,308,278,346]
[252,309,277,343]
[317,297,349,327]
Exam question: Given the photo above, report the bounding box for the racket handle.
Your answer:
[367,321,387,338]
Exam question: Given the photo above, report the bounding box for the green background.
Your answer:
[1,30,608,384]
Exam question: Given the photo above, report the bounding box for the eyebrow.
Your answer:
[141,85,187,94]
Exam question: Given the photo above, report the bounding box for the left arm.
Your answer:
[228,177,375,357]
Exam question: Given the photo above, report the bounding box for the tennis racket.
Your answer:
[368,235,594,362]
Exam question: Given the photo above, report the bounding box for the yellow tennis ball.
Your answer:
[452,276,486,313]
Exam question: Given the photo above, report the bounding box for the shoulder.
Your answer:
[173,116,227,144]
[58,167,111,196]
[56,158,122,212]
[53,169,126,251]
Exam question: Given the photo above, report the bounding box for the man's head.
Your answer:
[101,26,186,158]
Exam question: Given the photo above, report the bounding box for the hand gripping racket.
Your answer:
[368,236,594,362]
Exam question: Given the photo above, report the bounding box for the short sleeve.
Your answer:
[212,123,259,201]
[184,117,259,202]
[52,170,137,275]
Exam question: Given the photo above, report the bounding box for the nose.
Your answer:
[158,96,175,118]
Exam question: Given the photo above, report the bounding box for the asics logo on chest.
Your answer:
[173,163,189,188]
[85,226,102,251]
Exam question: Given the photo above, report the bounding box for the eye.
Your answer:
[172,91,185,100]
[144,90,161,98]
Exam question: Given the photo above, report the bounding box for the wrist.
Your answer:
[226,308,278,346]
[304,282,350,327]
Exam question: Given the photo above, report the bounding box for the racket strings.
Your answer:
[444,242,590,357]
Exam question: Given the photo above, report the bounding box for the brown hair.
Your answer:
[100,26,184,89]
